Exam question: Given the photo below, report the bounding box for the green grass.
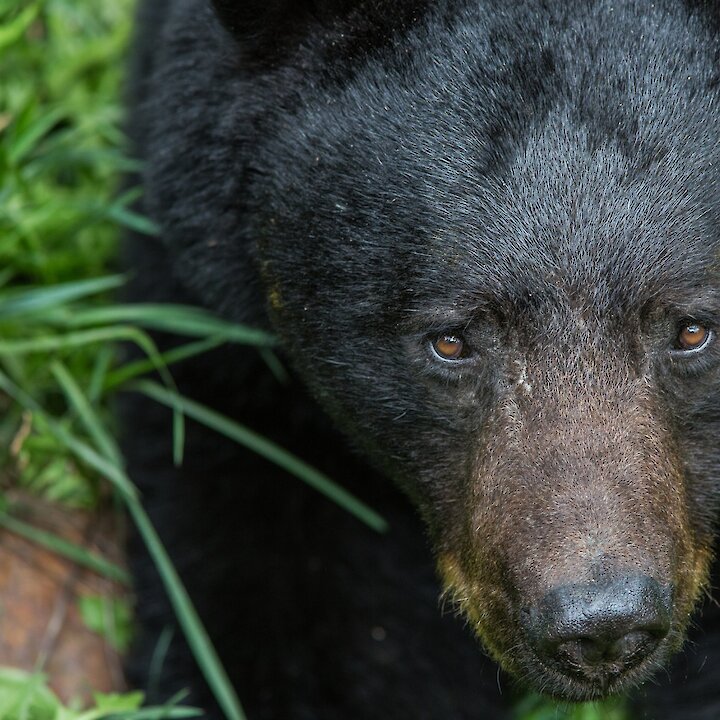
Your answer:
[1,1,250,717]
[513,695,627,720]
[0,0,137,500]
[0,667,201,719]
[0,2,627,719]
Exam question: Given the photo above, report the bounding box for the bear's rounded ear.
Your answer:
[210,0,355,56]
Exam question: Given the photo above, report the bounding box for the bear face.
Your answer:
[240,1,720,699]
[132,0,720,706]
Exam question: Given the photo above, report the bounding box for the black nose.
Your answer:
[528,575,672,681]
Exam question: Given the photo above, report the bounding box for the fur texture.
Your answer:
[125,1,720,717]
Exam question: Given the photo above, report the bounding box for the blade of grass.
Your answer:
[0,275,125,319]
[105,203,161,236]
[50,360,122,466]
[58,303,278,346]
[89,343,116,403]
[125,496,246,720]
[258,347,289,385]
[104,336,225,390]
[148,626,175,700]
[107,188,160,237]
[131,380,388,533]
[102,708,204,720]
[0,326,142,354]
[0,513,130,584]
[0,4,38,52]
[6,97,60,163]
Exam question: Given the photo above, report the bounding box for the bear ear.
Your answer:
[210,0,355,55]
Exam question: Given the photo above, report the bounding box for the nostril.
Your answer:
[612,629,661,663]
[578,637,610,665]
[567,630,660,667]
[529,575,672,678]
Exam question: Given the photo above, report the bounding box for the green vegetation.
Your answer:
[0,1,626,719]
[1,1,250,717]
[0,668,201,719]
[513,695,627,720]
[0,0,134,495]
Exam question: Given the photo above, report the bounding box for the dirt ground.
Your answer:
[0,491,129,705]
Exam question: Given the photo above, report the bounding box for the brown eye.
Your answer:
[432,334,466,361]
[677,322,711,351]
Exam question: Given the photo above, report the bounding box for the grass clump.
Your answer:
[0,0,139,496]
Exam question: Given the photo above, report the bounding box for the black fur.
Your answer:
[125,1,720,718]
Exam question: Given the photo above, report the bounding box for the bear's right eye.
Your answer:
[675,322,712,353]
[431,333,468,361]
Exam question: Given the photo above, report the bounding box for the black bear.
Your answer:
[124,1,720,718]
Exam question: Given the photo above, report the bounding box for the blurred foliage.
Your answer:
[514,694,627,720]
[0,667,201,719]
[78,595,134,653]
[0,0,138,283]
[0,0,137,498]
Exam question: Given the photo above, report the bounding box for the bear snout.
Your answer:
[435,368,715,701]
[525,575,672,688]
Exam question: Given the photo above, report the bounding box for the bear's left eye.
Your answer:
[431,333,468,361]
[675,322,712,353]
